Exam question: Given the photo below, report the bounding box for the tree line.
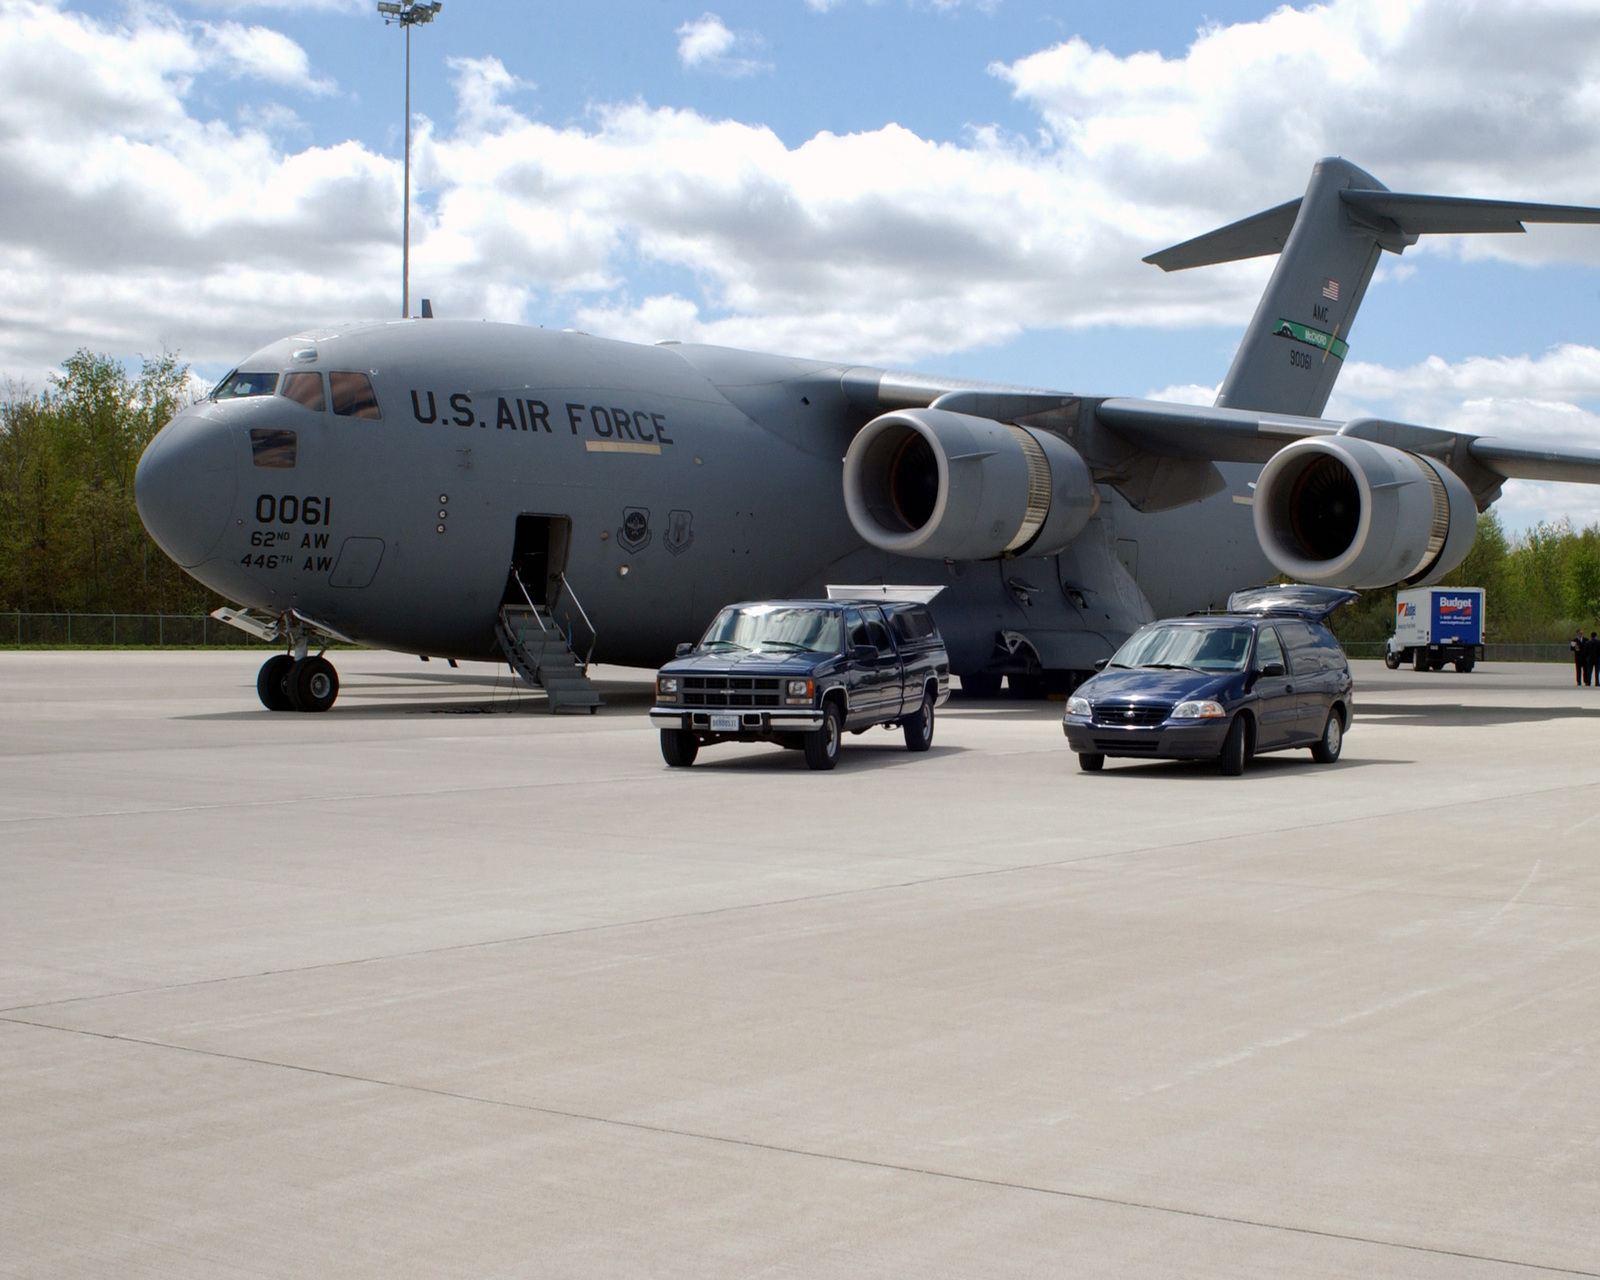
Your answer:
[1330,511,1600,645]
[3,351,1599,638]
[0,351,219,615]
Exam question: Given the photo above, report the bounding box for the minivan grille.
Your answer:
[1092,702,1170,726]
[683,676,782,708]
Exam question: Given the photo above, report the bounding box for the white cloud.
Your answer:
[198,20,334,93]
[4,0,1600,533]
[675,13,770,77]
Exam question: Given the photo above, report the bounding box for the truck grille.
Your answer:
[1092,702,1171,726]
[683,676,782,708]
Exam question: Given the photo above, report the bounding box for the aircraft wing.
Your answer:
[1093,397,1600,488]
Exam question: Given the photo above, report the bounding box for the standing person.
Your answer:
[1575,630,1587,685]
[1588,631,1600,687]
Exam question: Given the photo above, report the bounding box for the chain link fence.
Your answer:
[2,613,267,647]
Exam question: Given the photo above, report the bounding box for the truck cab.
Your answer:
[649,599,950,770]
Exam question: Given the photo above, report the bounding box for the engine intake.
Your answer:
[1253,436,1476,587]
[842,409,1095,561]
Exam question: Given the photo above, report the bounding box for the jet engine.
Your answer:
[842,408,1096,561]
[1253,435,1477,587]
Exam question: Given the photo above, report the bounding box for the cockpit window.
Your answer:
[250,428,297,468]
[281,371,325,412]
[330,371,381,419]
[1110,624,1255,673]
[212,370,278,401]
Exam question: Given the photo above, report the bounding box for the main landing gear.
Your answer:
[257,653,340,712]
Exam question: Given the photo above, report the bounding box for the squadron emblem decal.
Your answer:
[618,507,652,553]
[665,509,694,556]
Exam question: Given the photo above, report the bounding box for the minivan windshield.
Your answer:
[699,606,843,655]
[1109,624,1254,673]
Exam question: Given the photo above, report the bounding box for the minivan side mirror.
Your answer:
[1260,661,1286,678]
[1093,658,1108,672]
[675,642,694,657]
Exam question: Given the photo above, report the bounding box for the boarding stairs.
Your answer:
[496,571,602,714]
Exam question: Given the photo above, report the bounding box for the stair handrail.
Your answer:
[509,568,550,634]
[555,571,597,668]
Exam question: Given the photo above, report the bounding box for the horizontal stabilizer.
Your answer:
[1340,190,1600,237]
[1143,198,1301,272]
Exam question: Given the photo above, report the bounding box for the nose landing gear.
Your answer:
[256,653,340,712]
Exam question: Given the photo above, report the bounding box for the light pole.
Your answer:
[378,1,442,319]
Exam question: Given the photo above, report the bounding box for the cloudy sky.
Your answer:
[5,0,1600,529]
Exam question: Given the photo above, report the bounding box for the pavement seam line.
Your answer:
[3,1014,1594,1278]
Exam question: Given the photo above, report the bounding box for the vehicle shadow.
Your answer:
[683,742,971,773]
[1086,754,1413,779]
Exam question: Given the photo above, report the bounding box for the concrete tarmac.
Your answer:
[3,651,1599,1278]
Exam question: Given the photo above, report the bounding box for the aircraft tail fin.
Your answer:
[1145,157,1600,418]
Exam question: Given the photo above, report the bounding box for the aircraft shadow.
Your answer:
[1354,702,1600,727]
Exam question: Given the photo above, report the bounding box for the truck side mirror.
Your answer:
[852,644,877,662]
[675,642,694,657]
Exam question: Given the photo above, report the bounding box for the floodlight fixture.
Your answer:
[379,2,444,318]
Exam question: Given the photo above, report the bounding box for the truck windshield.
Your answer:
[1110,624,1253,672]
[700,607,844,654]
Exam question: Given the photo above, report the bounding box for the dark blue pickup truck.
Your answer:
[649,599,951,770]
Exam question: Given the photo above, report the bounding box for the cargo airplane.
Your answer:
[134,158,1600,711]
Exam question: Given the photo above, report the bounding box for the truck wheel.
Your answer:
[903,687,935,752]
[1412,649,1428,672]
[804,702,842,771]
[660,729,698,767]
[1077,752,1105,772]
[1218,715,1248,776]
[1455,658,1474,673]
[1310,709,1343,763]
[1384,650,1400,670]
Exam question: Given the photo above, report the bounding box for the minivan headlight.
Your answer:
[1065,695,1091,718]
[1171,699,1225,720]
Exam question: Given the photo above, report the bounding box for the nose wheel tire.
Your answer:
[256,654,296,712]
[1219,715,1248,776]
[286,656,339,713]
[1311,709,1344,763]
[804,703,843,771]
[660,729,699,767]
[903,688,935,752]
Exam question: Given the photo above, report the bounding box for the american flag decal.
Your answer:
[1322,278,1340,301]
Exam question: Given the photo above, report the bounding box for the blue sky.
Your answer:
[7,0,1600,528]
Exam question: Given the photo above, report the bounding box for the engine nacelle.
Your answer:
[842,408,1095,561]
[1253,436,1477,588]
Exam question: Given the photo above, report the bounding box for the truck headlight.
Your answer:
[656,676,678,701]
[1171,699,1225,719]
[785,678,813,705]
[1065,695,1091,718]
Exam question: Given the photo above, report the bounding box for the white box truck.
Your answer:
[1385,587,1485,672]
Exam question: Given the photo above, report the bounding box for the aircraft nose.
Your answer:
[135,407,240,568]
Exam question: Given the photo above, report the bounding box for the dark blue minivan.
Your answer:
[1062,586,1357,775]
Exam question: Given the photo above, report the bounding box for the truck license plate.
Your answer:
[710,714,739,732]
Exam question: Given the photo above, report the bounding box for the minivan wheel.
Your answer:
[804,702,843,771]
[1078,752,1105,772]
[1219,716,1248,776]
[1310,710,1344,763]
